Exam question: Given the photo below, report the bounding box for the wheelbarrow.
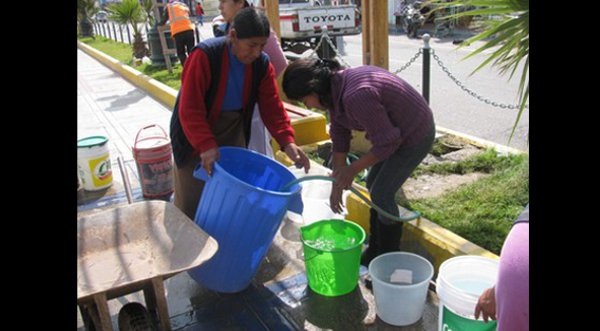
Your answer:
[77,200,218,331]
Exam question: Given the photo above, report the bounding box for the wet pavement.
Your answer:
[77,48,441,331]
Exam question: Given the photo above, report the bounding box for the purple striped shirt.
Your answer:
[329,66,434,160]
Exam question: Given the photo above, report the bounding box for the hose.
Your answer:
[282,175,421,222]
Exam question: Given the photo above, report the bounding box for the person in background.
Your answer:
[169,7,310,220]
[474,204,529,331]
[160,0,195,66]
[282,58,435,267]
[195,1,205,26]
[214,0,288,158]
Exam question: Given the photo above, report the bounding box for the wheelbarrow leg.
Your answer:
[143,276,172,331]
[78,292,114,331]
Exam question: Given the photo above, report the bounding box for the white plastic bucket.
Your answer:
[369,252,434,326]
[77,136,113,191]
[436,255,499,331]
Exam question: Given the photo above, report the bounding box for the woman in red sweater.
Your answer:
[170,7,310,219]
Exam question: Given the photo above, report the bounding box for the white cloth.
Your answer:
[248,104,274,158]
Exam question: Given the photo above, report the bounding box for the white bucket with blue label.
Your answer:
[77,136,113,191]
[436,255,499,331]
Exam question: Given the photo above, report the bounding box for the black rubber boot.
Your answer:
[360,208,380,267]
[379,221,404,254]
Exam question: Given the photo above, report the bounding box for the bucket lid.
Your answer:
[78,136,108,148]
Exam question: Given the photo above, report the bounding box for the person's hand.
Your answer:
[331,164,357,190]
[329,184,345,214]
[200,147,220,177]
[474,286,497,323]
[284,143,310,173]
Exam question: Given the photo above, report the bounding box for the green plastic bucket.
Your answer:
[300,219,366,296]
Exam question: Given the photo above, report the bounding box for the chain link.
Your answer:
[430,49,528,110]
[393,48,422,74]
[306,30,353,68]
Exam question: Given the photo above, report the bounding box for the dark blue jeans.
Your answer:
[366,122,436,225]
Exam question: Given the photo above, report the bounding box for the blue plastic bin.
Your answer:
[188,147,304,293]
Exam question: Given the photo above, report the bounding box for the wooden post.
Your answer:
[361,0,370,65]
[263,0,281,39]
[369,0,388,69]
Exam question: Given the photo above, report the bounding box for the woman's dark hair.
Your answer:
[282,58,342,108]
[231,7,270,39]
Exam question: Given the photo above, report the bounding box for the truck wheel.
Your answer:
[118,302,156,331]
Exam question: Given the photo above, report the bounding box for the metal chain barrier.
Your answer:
[430,49,528,110]
[306,28,353,68]
[393,48,422,75]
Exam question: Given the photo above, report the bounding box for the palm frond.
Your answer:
[426,0,529,145]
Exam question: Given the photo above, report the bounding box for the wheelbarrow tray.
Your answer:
[77,200,218,302]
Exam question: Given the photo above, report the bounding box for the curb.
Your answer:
[436,126,527,155]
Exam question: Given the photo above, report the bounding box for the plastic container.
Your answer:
[77,136,113,191]
[300,219,365,296]
[436,255,499,331]
[132,124,174,199]
[369,252,434,326]
[188,147,304,293]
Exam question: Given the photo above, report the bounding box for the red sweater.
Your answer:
[177,42,295,155]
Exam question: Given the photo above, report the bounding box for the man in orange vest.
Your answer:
[160,0,196,66]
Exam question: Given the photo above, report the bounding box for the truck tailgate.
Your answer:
[297,6,356,31]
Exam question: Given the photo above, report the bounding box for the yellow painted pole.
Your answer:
[369,0,388,69]
[361,0,370,65]
[263,0,281,39]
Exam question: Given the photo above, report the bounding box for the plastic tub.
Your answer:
[188,147,303,293]
[436,255,499,331]
[369,252,434,326]
[77,136,113,191]
[300,219,365,296]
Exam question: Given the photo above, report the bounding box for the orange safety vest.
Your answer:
[167,2,194,36]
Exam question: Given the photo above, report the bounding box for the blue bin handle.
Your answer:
[193,163,210,181]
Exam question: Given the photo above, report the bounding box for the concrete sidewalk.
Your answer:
[77,48,173,211]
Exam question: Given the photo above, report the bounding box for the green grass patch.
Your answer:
[413,148,523,177]
[80,36,136,65]
[406,153,529,255]
[79,36,183,90]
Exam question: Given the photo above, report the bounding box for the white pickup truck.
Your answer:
[278,0,361,54]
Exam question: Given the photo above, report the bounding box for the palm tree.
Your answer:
[426,0,529,144]
[77,0,98,38]
[108,0,150,59]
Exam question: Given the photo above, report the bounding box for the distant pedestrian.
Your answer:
[195,1,205,26]
[160,0,195,66]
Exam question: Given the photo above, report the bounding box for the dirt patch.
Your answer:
[402,172,489,200]
[402,135,487,200]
